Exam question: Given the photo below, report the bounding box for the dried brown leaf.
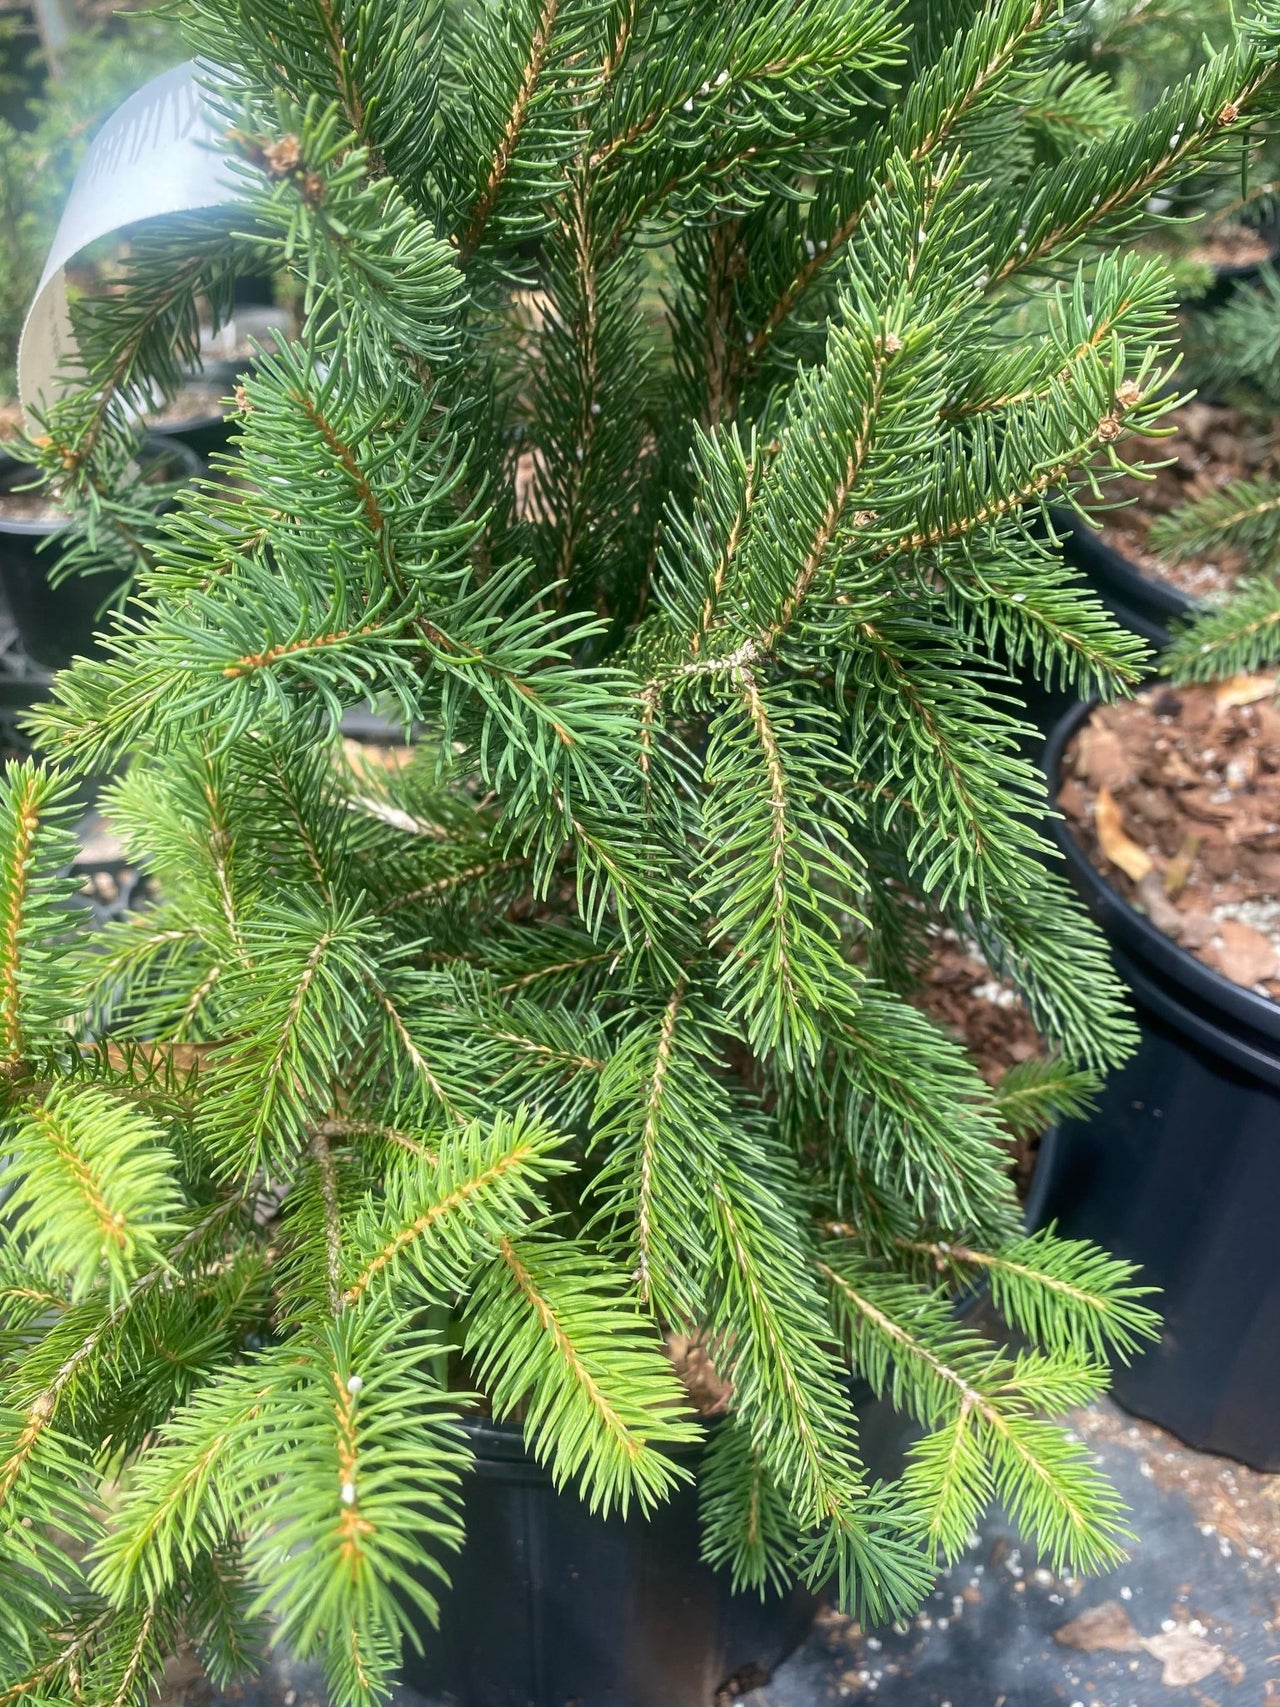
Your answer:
[1095,786,1153,882]
[1053,1601,1144,1654]
[1212,918,1278,986]
[1140,1628,1224,1687]
[1214,672,1278,714]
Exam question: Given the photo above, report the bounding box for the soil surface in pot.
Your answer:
[198,309,290,367]
[1095,402,1275,601]
[1184,222,1275,269]
[149,382,233,429]
[0,459,66,526]
[909,931,1044,1195]
[1058,677,1280,998]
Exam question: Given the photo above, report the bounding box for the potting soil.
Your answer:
[908,930,1044,1195]
[1060,680,1280,997]
[1093,403,1271,602]
[149,382,231,428]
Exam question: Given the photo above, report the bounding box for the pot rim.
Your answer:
[0,462,71,539]
[147,411,229,437]
[1044,698,1280,1054]
[0,436,205,541]
[1048,503,1194,626]
[459,1412,707,1466]
[461,1367,882,1466]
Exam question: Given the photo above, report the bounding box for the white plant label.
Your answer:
[18,61,240,423]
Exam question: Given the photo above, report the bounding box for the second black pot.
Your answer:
[0,456,97,675]
[145,306,293,462]
[400,1390,917,1707]
[1050,505,1193,653]
[1186,232,1280,313]
[0,440,204,675]
[1035,700,1280,1471]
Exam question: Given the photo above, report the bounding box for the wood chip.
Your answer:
[1136,871,1184,937]
[1215,672,1278,713]
[1095,786,1153,882]
[1128,784,1173,826]
[1163,834,1201,898]
[1056,777,1088,821]
[1053,1601,1144,1654]
[1076,725,1137,791]
[666,1333,732,1417]
[1212,918,1278,986]
[1181,787,1235,826]
[1155,749,1201,788]
[1140,1628,1224,1687]
[342,738,414,774]
[104,1042,211,1077]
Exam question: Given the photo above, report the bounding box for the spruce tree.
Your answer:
[3,2,1279,1702]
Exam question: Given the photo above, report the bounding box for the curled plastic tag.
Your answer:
[18,61,240,425]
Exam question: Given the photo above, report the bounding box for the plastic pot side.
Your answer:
[0,485,92,674]
[1036,700,1280,1471]
[0,441,204,675]
[401,1392,917,1707]
[147,407,234,463]
[1189,245,1279,313]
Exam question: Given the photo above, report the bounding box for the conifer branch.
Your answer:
[709,1179,862,1527]
[310,1128,345,1315]
[0,1610,112,1706]
[343,1110,563,1304]
[108,1600,158,1707]
[466,1235,699,1515]
[990,48,1280,285]
[634,978,687,1305]
[459,0,561,261]
[0,773,39,1068]
[309,0,385,175]
[744,0,1055,367]
[0,1196,244,1510]
[821,1251,1130,1570]
[899,1229,1159,1362]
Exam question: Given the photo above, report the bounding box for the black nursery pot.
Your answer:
[0,440,204,674]
[401,1391,915,1707]
[1049,504,1193,653]
[1188,235,1280,312]
[1036,700,1280,1472]
[147,394,235,463]
[148,305,293,461]
[0,459,96,674]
